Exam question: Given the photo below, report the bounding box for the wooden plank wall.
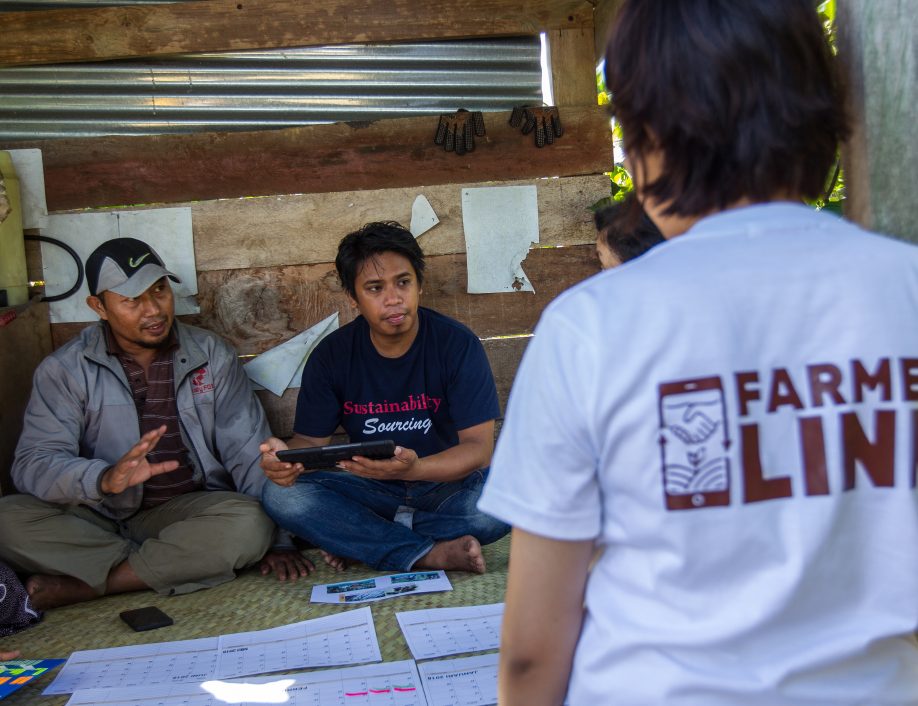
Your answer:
[1,0,610,438]
[12,106,611,212]
[46,169,609,434]
[0,0,594,67]
[0,303,52,494]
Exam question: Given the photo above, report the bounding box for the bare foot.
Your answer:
[414,536,486,574]
[26,574,98,611]
[320,550,349,572]
[0,650,20,661]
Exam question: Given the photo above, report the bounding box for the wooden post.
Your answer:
[593,0,624,62]
[546,25,597,107]
[836,0,918,243]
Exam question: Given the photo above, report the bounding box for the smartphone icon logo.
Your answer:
[658,376,731,510]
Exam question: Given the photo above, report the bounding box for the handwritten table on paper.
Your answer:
[47,607,380,695]
[215,607,379,678]
[46,636,219,695]
[417,653,498,706]
[396,603,503,660]
[66,660,427,706]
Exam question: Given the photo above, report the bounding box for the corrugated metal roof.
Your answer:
[0,38,544,141]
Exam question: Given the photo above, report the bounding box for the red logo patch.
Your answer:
[191,367,214,394]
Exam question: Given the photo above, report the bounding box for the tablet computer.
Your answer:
[275,440,396,470]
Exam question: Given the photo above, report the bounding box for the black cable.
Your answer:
[23,234,84,303]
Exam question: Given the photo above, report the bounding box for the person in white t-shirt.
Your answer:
[478,1,918,704]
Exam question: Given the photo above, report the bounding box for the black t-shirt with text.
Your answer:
[294,307,499,459]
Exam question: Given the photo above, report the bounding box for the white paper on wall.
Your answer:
[243,312,339,396]
[461,185,539,293]
[410,194,440,238]
[42,208,198,323]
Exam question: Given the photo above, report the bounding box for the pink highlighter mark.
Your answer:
[394,687,417,692]
[369,688,391,694]
[345,692,368,697]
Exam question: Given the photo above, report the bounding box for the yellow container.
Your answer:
[0,152,27,308]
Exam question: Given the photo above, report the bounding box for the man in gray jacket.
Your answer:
[0,237,313,610]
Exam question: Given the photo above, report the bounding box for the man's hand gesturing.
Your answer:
[99,425,179,495]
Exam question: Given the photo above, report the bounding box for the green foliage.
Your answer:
[808,155,846,213]
[809,0,846,213]
[593,64,626,211]
[609,164,632,201]
[596,66,611,107]
[590,164,633,212]
[817,0,836,44]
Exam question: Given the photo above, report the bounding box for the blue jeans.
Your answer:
[262,469,510,571]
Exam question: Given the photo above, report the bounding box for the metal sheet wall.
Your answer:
[0,38,544,141]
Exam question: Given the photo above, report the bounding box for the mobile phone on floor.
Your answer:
[119,606,173,632]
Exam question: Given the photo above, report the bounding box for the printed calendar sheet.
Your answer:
[66,660,427,706]
[417,653,498,706]
[47,608,380,695]
[396,603,503,659]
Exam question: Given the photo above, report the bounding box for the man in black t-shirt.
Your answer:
[259,222,509,573]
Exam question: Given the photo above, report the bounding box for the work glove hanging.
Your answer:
[434,108,486,155]
[510,105,564,147]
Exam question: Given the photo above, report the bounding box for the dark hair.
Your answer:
[593,196,665,263]
[604,0,848,216]
[335,221,425,297]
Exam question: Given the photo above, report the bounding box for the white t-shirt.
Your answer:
[479,203,918,705]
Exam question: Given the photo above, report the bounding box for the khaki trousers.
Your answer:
[0,491,274,595]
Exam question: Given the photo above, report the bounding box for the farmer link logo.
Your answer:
[658,357,918,511]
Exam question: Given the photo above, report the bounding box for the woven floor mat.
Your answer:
[4,536,509,705]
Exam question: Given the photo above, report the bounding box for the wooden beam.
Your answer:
[6,106,612,211]
[33,174,609,273]
[0,0,594,68]
[185,175,609,271]
[836,0,917,244]
[593,0,623,62]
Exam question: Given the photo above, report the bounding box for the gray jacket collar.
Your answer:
[81,321,208,385]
